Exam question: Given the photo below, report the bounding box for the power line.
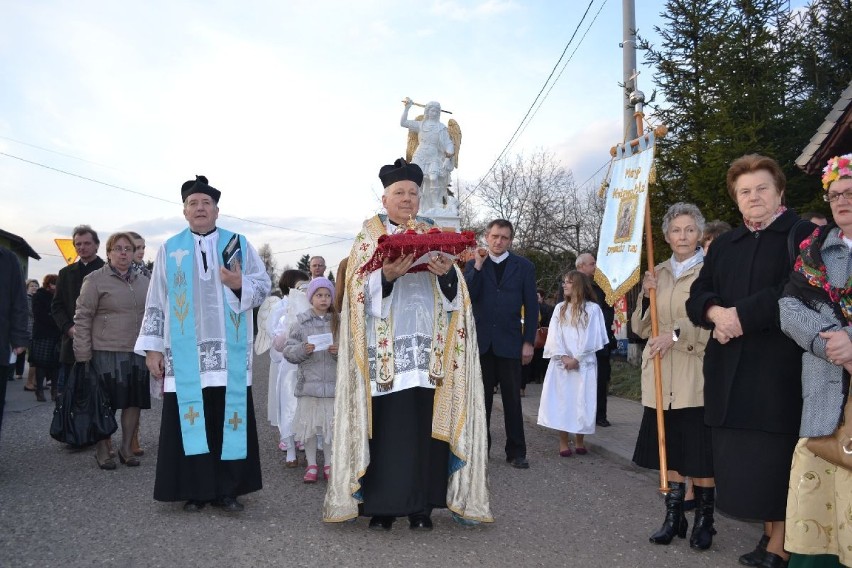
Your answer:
[0,151,349,240]
[463,0,597,203]
[0,135,118,169]
[271,237,353,256]
[512,0,609,146]
[578,158,612,189]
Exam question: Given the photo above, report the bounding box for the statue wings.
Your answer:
[404,115,463,169]
[448,119,461,168]
[405,114,424,163]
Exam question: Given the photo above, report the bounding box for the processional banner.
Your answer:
[594,132,655,305]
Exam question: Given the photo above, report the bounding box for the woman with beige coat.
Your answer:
[630,203,714,550]
[74,232,150,470]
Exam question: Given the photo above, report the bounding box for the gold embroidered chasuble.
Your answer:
[322,215,493,523]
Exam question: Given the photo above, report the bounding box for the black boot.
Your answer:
[689,486,717,550]
[649,481,688,545]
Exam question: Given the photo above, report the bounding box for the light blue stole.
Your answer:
[165,227,248,460]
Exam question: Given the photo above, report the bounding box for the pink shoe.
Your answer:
[575,447,588,455]
[303,465,318,484]
[278,440,288,452]
[296,440,305,451]
[323,465,330,481]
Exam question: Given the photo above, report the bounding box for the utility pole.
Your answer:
[622,0,638,142]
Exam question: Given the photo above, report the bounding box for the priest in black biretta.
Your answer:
[322,156,493,530]
[180,175,221,203]
[378,158,423,188]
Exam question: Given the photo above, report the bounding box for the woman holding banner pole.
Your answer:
[631,203,714,549]
[686,155,814,568]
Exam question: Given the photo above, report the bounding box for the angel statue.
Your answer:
[400,97,462,215]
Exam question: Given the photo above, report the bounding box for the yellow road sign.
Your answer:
[55,239,77,265]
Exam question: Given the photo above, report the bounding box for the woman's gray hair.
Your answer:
[661,202,705,237]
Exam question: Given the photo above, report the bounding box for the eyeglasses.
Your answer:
[110,246,134,253]
[824,190,852,203]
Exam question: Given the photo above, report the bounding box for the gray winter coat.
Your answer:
[779,226,851,438]
[282,309,337,398]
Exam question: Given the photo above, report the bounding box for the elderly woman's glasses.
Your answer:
[111,246,134,253]
[824,190,852,203]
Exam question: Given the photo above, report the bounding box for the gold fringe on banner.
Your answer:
[593,266,641,307]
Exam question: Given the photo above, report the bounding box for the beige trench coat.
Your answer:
[631,260,709,410]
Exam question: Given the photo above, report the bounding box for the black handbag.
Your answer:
[50,362,118,447]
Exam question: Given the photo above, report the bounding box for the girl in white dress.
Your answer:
[270,270,309,466]
[537,270,608,456]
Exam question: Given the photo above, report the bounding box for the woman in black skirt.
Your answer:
[73,232,151,470]
[630,203,714,550]
[29,275,61,401]
[686,155,814,568]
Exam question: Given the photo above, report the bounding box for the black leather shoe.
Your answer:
[596,418,612,427]
[408,515,433,531]
[211,496,244,512]
[507,456,530,469]
[757,552,788,568]
[183,500,206,512]
[368,516,395,531]
[739,535,770,566]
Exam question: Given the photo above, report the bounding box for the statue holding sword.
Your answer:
[400,97,462,215]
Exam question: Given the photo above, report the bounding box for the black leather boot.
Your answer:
[689,485,717,550]
[649,481,688,544]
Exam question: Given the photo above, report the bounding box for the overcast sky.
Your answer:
[0,1,806,281]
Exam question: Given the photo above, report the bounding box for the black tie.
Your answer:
[199,240,207,271]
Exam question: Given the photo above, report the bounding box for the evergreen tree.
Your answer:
[639,0,732,256]
[297,254,310,273]
[639,0,851,260]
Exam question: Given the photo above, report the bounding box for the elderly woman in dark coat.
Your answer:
[686,154,814,568]
[779,154,852,568]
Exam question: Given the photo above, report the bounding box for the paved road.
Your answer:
[0,357,760,567]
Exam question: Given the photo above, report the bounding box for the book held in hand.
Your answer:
[222,233,243,270]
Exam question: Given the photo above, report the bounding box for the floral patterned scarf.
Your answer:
[787,223,852,324]
[743,205,787,232]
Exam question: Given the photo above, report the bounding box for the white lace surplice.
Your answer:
[364,268,460,397]
[537,301,608,434]
[134,230,271,393]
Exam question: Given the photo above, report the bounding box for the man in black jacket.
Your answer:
[576,253,616,427]
[464,219,538,469]
[0,246,30,440]
[51,225,104,394]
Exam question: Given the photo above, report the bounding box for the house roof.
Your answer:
[0,228,41,260]
[796,79,852,175]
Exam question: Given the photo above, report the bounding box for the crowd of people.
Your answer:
[0,152,850,568]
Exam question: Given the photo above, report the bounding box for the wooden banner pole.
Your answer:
[634,110,670,494]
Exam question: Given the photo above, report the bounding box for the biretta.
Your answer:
[181,175,221,203]
[378,158,423,188]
